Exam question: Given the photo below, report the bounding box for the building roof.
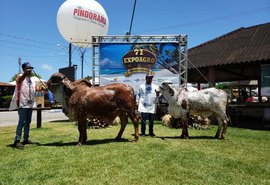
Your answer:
[188,22,270,69]
[0,82,15,87]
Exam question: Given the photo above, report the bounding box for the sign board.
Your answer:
[99,43,180,93]
[59,66,76,82]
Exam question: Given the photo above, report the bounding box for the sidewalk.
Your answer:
[0,110,69,127]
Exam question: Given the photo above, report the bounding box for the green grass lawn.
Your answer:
[0,121,269,185]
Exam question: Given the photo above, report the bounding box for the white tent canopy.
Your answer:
[9,76,46,85]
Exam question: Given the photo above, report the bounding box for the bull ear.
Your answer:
[62,80,73,97]
[73,79,92,87]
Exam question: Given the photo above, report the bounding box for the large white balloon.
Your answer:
[57,0,109,48]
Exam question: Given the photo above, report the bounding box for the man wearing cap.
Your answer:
[10,62,37,148]
[137,74,159,137]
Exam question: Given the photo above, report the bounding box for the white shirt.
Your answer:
[9,75,36,110]
[138,83,159,114]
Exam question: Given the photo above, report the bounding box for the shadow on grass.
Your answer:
[49,119,70,123]
[155,135,216,140]
[39,138,130,147]
[6,142,42,148]
[6,144,14,148]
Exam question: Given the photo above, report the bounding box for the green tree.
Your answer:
[216,83,230,90]
[85,75,92,81]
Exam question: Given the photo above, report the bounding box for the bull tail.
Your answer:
[225,95,232,125]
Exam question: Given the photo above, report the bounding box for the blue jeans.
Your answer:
[15,108,33,142]
[141,112,155,135]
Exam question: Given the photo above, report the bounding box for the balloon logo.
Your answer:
[57,0,109,48]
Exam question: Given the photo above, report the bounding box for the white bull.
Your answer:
[159,82,229,139]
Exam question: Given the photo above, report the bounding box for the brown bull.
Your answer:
[47,73,139,145]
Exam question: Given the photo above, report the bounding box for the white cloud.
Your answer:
[41,64,53,71]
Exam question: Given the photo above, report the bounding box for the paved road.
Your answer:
[0,110,69,127]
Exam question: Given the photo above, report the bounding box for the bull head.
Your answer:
[47,73,73,97]
[159,81,175,97]
[47,73,74,118]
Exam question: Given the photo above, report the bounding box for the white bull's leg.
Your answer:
[180,119,189,139]
[215,116,227,139]
[180,112,189,139]
[179,99,189,139]
[220,118,228,139]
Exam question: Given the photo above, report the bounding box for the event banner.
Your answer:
[100,43,180,92]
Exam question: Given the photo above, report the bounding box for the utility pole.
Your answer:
[69,43,72,67]
[81,51,85,78]
[18,57,22,73]
[128,0,137,35]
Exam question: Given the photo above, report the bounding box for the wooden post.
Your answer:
[37,104,42,128]
[208,66,216,87]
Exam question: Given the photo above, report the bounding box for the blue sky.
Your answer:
[0,0,269,83]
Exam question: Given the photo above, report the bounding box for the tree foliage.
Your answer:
[85,75,92,81]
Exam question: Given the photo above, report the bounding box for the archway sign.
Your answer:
[57,0,109,48]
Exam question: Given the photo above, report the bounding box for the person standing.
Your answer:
[138,74,159,137]
[47,90,55,107]
[10,62,37,148]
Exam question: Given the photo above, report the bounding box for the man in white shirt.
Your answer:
[10,62,37,148]
[138,74,159,136]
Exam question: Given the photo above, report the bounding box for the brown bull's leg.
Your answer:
[115,113,128,141]
[77,120,87,146]
[130,113,139,142]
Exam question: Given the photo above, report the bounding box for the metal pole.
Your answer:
[69,43,72,67]
[18,58,21,74]
[81,52,84,78]
[128,0,137,35]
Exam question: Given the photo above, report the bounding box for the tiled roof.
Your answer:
[188,22,270,69]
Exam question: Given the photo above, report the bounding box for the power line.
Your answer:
[0,33,58,46]
[135,7,270,34]
[0,39,58,51]
[0,44,68,55]
[0,34,71,59]
[0,52,67,58]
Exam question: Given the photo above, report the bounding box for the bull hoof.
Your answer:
[180,135,189,139]
[115,137,121,141]
[214,135,226,139]
[219,136,226,140]
[76,142,82,146]
[132,138,139,142]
